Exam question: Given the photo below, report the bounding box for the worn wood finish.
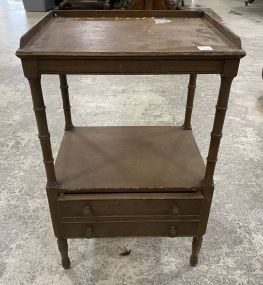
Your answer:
[57,238,70,269]
[58,192,204,217]
[190,235,203,266]
[19,13,53,48]
[37,59,225,75]
[55,127,205,192]
[183,74,197,130]
[47,189,62,237]
[203,12,242,49]
[204,75,235,185]
[16,10,245,268]
[61,220,199,238]
[52,10,204,18]
[17,11,245,59]
[59,74,74,130]
[197,185,214,235]
[27,78,58,187]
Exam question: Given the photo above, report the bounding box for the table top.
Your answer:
[16,10,245,59]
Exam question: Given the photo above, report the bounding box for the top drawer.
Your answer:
[58,192,203,218]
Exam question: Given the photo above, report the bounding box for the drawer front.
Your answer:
[58,192,203,218]
[61,220,199,238]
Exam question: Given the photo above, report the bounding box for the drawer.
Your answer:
[58,192,203,218]
[61,220,199,238]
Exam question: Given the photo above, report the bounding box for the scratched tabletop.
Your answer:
[17,10,245,57]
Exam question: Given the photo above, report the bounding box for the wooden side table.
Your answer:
[16,10,245,269]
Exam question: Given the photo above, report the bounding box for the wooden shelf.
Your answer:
[55,126,205,192]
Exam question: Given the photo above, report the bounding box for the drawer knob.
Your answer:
[85,227,93,239]
[168,226,177,238]
[82,206,92,216]
[170,205,180,215]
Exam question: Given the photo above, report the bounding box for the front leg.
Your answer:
[57,238,70,269]
[190,235,203,266]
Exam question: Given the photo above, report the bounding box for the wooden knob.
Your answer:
[82,206,92,216]
[168,226,177,238]
[85,227,93,239]
[170,204,180,215]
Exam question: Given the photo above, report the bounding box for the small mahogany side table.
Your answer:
[16,10,245,269]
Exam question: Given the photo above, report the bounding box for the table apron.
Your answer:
[24,58,226,76]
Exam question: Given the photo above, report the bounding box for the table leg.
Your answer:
[57,238,70,269]
[190,235,203,266]
[204,76,234,184]
[59,74,74,130]
[28,77,58,187]
[183,74,197,130]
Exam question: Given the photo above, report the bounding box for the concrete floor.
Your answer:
[0,0,263,284]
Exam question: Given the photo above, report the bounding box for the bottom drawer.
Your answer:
[61,220,199,238]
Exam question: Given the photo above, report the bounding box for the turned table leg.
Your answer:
[204,76,234,184]
[59,74,74,130]
[57,238,70,269]
[183,74,197,130]
[190,235,203,266]
[27,77,58,187]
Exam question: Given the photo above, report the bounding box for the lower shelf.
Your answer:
[55,126,205,193]
[61,220,199,238]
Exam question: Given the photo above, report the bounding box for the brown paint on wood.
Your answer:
[16,10,245,268]
[61,220,199,238]
[58,192,204,217]
[190,236,203,266]
[16,11,245,58]
[55,127,205,192]
[57,238,70,269]
[59,74,74,130]
[183,74,197,130]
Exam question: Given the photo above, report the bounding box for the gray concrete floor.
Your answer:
[0,0,263,284]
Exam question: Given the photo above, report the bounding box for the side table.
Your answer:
[16,10,245,268]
